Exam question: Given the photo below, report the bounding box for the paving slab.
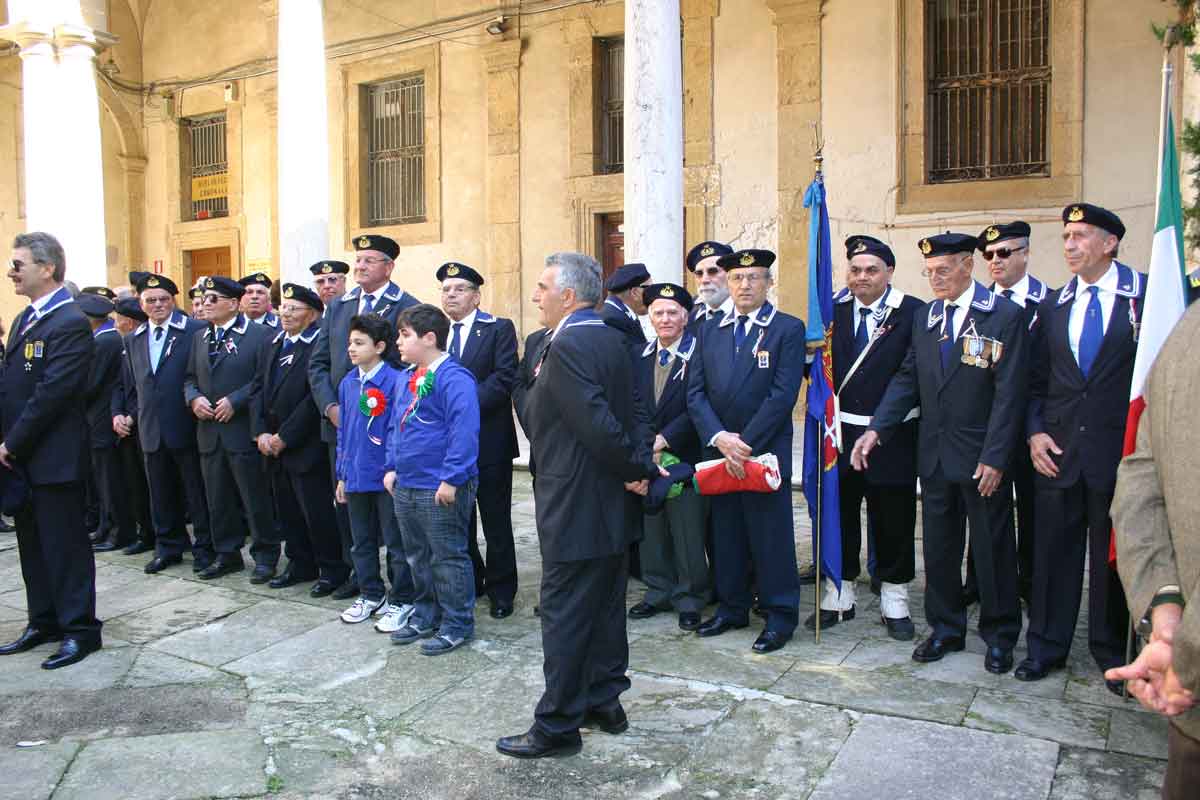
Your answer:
[0,645,137,695]
[103,585,259,645]
[96,575,206,621]
[628,632,798,691]
[118,648,231,688]
[1065,674,1150,713]
[53,729,267,800]
[0,742,79,800]
[771,663,976,725]
[150,598,332,666]
[1107,708,1170,760]
[0,602,25,623]
[811,714,1059,800]
[965,689,1110,749]
[1048,746,1167,800]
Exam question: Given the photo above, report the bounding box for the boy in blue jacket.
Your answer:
[335,314,415,630]
[384,304,481,655]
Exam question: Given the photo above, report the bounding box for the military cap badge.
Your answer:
[321,264,332,274]
[205,277,215,289]
[147,276,160,287]
[447,265,460,277]
[700,245,715,257]
[853,241,867,254]
[283,286,294,298]
[358,236,371,249]
[1068,207,1084,222]
[661,286,675,298]
[985,227,1000,242]
[739,253,755,267]
[920,238,933,255]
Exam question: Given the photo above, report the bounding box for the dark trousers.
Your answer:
[118,435,154,545]
[1164,723,1200,800]
[921,470,1022,649]
[1012,448,1036,599]
[271,459,347,583]
[467,462,518,604]
[15,482,101,645]
[327,441,355,578]
[535,553,630,738]
[200,446,280,564]
[1026,479,1129,670]
[838,469,916,584]
[91,446,136,545]
[639,487,710,613]
[145,446,210,559]
[710,488,800,635]
[346,490,413,606]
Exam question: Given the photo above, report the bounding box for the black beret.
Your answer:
[1063,203,1125,240]
[280,283,323,312]
[918,233,978,258]
[686,241,733,272]
[718,249,776,270]
[128,270,151,287]
[115,297,148,322]
[133,273,179,295]
[309,260,350,276]
[642,282,694,312]
[977,221,1031,250]
[81,286,116,300]
[77,293,115,318]
[188,285,206,301]
[353,234,400,260]
[606,263,651,293]
[845,235,895,268]
[436,262,485,287]
[202,275,245,299]
[238,272,273,289]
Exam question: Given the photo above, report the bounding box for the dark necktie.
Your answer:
[209,326,224,365]
[362,293,375,314]
[733,314,750,362]
[853,307,871,357]
[154,327,165,342]
[1002,289,1014,301]
[1078,286,1103,378]
[450,323,463,359]
[270,338,293,390]
[940,303,958,373]
[17,306,35,336]
[710,308,725,324]
[658,348,671,367]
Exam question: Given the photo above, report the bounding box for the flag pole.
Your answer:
[812,133,825,645]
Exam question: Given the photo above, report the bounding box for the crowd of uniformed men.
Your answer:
[3,201,1194,713]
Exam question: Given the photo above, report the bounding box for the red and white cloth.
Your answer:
[693,454,782,495]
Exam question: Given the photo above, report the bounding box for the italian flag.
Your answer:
[1111,102,1189,563]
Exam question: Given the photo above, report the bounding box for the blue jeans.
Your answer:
[392,479,477,640]
[346,490,413,605]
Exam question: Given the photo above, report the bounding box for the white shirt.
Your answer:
[655,336,683,362]
[852,292,887,340]
[732,305,763,338]
[698,296,734,323]
[996,273,1032,307]
[448,309,477,360]
[357,288,383,316]
[358,360,386,384]
[942,283,978,342]
[426,352,450,374]
[1068,262,1118,363]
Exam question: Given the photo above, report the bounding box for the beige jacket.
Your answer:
[1112,302,1200,738]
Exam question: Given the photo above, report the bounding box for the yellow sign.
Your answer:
[191,172,228,202]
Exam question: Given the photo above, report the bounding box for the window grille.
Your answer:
[185,113,228,220]
[366,74,426,226]
[598,37,624,175]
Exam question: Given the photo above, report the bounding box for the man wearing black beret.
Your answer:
[239,273,280,328]
[309,260,350,308]
[685,241,734,332]
[601,263,651,348]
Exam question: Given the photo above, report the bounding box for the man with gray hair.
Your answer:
[497,252,658,759]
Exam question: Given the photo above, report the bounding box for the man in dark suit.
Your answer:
[853,233,1028,676]
[185,276,279,582]
[819,236,923,640]
[108,299,156,556]
[438,262,520,618]
[685,241,734,333]
[308,235,419,599]
[512,326,548,441]
[687,249,807,654]
[118,275,211,574]
[497,252,657,760]
[0,231,101,669]
[254,284,346,594]
[310,260,349,309]
[600,263,649,348]
[1018,204,1142,690]
[240,273,280,328]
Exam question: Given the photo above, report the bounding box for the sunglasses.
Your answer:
[982,246,1026,261]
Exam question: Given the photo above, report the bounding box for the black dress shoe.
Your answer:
[42,637,101,670]
[123,540,154,556]
[199,557,245,580]
[331,580,360,601]
[144,555,182,574]
[1013,657,1066,682]
[192,557,213,574]
[584,705,628,734]
[496,729,582,759]
[678,612,701,631]
[798,563,817,584]
[269,568,316,589]
[92,539,132,553]
[250,564,276,584]
[309,579,340,598]
[912,634,966,663]
[627,601,659,619]
[0,517,15,533]
[489,602,514,619]
[87,528,104,544]
[984,646,1013,675]
[804,606,855,631]
[0,626,62,655]
[752,630,790,653]
[695,615,748,638]
[882,615,916,641]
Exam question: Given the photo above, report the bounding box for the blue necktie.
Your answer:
[1078,286,1103,378]
[362,293,375,314]
[658,348,671,367]
[154,327,165,342]
[940,303,958,373]
[450,323,463,359]
[209,327,224,365]
[853,307,871,357]
[733,314,749,362]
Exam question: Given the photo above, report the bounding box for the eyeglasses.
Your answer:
[9,259,43,271]
[142,295,173,305]
[695,267,723,278]
[920,266,960,279]
[727,272,769,286]
[981,246,1027,261]
[355,256,390,266]
[201,294,231,304]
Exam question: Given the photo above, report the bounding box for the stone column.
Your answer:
[483,37,523,326]
[624,0,684,284]
[276,0,330,283]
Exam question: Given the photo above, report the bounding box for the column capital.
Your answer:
[483,39,522,73]
[765,0,823,25]
[0,21,117,54]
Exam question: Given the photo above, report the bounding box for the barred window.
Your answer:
[597,37,624,175]
[365,74,426,226]
[183,113,228,221]
[926,0,1050,183]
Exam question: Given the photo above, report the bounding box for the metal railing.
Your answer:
[366,74,426,226]
[185,113,229,220]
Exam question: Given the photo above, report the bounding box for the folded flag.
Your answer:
[693,454,782,496]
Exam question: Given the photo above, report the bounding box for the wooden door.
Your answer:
[187,246,231,287]
[599,213,624,281]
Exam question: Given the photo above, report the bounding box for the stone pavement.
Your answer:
[0,473,1169,799]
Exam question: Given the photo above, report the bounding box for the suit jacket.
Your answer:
[453,310,519,468]
[1111,301,1200,738]
[686,302,729,336]
[1027,262,1146,491]
[687,302,807,479]
[525,309,654,562]
[513,327,548,467]
[600,296,646,349]
[123,310,207,453]
[871,282,1028,482]
[633,333,701,465]
[308,282,419,443]
[1,288,93,485]
[253,324,325,474]
[990,274,1049,335]
[84,321,124,450]
[184,314,273,454]
[831,286,923,485]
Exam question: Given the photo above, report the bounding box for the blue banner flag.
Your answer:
[801,176,842,594]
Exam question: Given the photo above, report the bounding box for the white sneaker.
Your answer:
[374,603,415,633]
[341,596,384,624]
